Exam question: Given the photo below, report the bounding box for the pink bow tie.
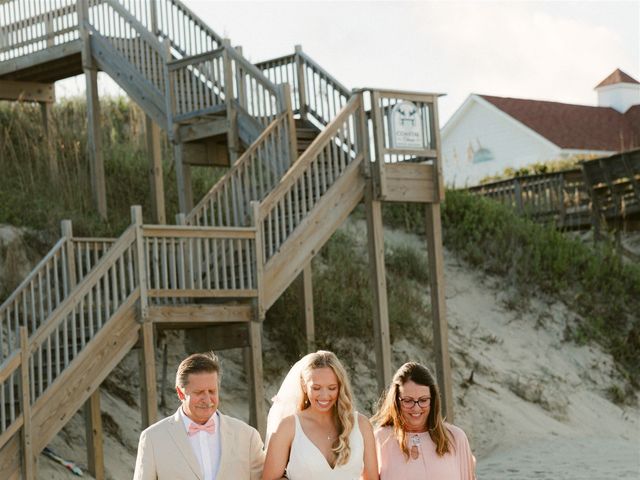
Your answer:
[188,419,215,436]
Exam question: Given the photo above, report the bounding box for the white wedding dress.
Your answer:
[285,413,364,480]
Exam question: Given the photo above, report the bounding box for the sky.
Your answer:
[58,0,640,126]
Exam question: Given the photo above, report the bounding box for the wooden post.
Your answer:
[294,45,307,119]
[139,322,158,428]
[78,1,107,219]
[222,39,239,163]
[424,202,454,422]
[297,263,315,352]
[514,178,524,214]
[146,115,166,224]
[60,220,77,291]
[370,90,387,200]
[235,46,247,109]
[132,206,148,320]
[173,143,193,213]
[280,83,298,166]
[248,319,266,437]
[365,182,392,392]
[251,201,265,320]
[20,327,35,480]
[40,101,57,179]
[85,69,107,219]
[84,390,104,480]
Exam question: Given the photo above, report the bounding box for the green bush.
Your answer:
[441,190,640,384]
[266,229,430,362]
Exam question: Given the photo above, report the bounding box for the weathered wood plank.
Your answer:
[142,226,255,239]
[147,289,257,298]
[84,390,104,480]
[365,184,392,391]
[148,304,253,324]
[424,202,454,422]
[0,80,54,102]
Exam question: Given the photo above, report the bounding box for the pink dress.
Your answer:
[375,424,475,480]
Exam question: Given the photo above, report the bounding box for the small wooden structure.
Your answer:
[0,1,454,478]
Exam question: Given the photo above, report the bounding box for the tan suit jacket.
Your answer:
[133,409,265,480]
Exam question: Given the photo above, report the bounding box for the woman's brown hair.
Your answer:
[371,362,452,459]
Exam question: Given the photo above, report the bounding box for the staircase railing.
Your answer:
[256,48,351,127]
[0,0,85,62]
[0,233,113,365]
[186,112,294,227]
[167,45,283,128]
[142,225,257,301]
[0,221,138,448]
[256,95,364,262]
[85,0,167,100]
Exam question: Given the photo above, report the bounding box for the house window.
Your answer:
[473,148,494,163]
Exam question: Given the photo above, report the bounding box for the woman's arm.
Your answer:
[262,415,295,480]
[358,413,379,480]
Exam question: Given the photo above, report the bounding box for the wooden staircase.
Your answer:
[0,1,449,478]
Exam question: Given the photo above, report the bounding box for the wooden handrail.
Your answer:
[186,113,292,227]
[155,0,224,56]
[95,0,165,55]
[225,46,281,98]
[254,53,296,70]
[257,95,361,218]
[0,237,66,312]
[166,47,225,70]
[142,225,256,239]
[28,226,136,352]
[298,50,350,98]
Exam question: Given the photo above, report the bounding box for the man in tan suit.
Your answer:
[134,352,264,479]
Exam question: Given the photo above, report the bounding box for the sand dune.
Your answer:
[35,222,639,479]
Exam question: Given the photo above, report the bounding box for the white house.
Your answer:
[441,69,640,186]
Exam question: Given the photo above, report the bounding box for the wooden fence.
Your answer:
[468,149,640,233]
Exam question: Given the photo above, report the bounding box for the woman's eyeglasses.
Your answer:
[399,397,431,409]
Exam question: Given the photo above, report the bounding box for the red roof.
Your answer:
[596,69,640,88]
[480,95,640,151]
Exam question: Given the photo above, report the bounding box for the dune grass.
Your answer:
[383,192,640,386]
[0,98,217,239]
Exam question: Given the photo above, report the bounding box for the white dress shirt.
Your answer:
[179,408,222,480]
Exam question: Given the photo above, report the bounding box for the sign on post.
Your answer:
[390,101,424,149]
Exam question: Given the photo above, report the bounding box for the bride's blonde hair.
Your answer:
[298,350,355,466]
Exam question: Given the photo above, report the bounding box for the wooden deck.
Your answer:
[468,148,640,233]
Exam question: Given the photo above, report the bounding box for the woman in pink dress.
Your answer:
[372,362,475,480]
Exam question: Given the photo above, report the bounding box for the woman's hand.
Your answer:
[262,415,295,480]
[359,413,379,480]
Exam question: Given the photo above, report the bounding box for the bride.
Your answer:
[262,350,378,480]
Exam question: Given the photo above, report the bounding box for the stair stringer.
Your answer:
[261,158,366,311]
[0,296,140,479]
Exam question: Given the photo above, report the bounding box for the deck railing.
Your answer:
[186,113,294,228]
[257,95,363,261]
[469,168,591,228]
[0,0,86,61]
[256,47,351,127]
[142,225,257,299]
[0,232,113,365]
[86,0,167,94]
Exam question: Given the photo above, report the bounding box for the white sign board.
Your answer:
[390,101,424,149]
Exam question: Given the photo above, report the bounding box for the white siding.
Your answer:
[441,100,560,187]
